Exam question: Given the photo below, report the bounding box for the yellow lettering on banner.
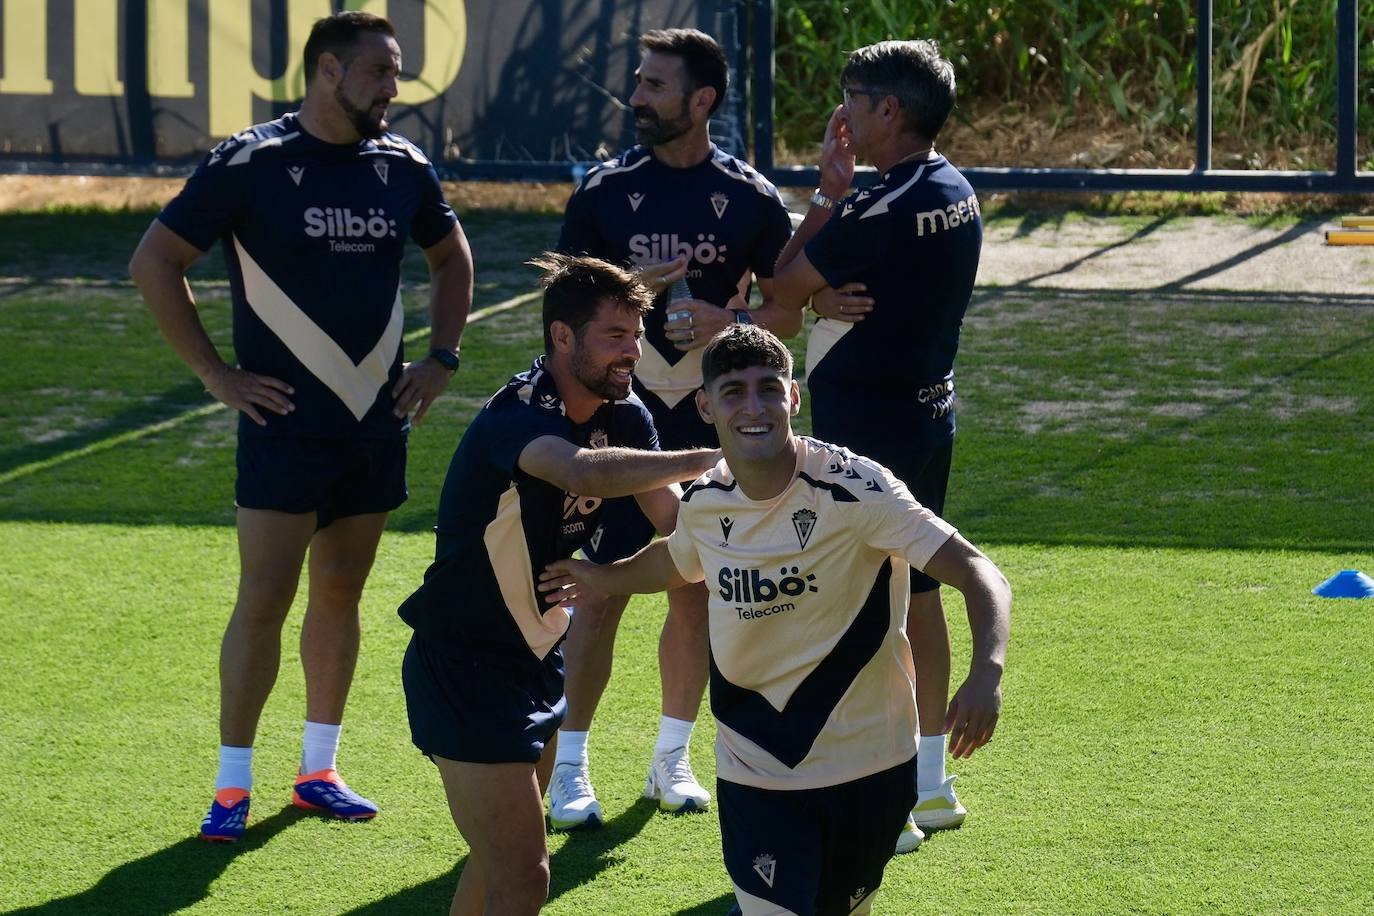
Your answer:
[207,0,327,137]
[0,2,54,94]
[149,0,195,97]
[74,0,124,95]
[347,0,466,106]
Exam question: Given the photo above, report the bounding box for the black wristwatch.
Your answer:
[428,347,460,372]
[732,309,754,325]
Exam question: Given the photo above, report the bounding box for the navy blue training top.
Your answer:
[804,155,981,424]
[558,144,792,380]
[397,357,659,668]
[158,112,457,439]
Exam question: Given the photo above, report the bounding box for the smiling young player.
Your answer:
[541,325,1010,915]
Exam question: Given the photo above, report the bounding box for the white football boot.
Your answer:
[549,762,603,830]
[643,745,710,813]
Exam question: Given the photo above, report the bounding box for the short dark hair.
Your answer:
[529,252,654,353]
[639,29,728,115]
[701,325,793,389]
[303,11,395,86]
[841,40,956,140]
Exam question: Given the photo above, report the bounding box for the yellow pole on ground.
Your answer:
[1325,230,1374,245]
[1339,216,1374,228]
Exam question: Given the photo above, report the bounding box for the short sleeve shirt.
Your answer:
[158,112,458,438]
[397,357,659,669]
[666,436,956,790]
[558,144,793,409]
[804,156,981,426]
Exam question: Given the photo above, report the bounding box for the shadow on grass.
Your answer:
[4,806,308,916]
[0,379,210,479]
[674,893,735,916]
[336,799,659,914]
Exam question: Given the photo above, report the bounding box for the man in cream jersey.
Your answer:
[541,325,1010,915]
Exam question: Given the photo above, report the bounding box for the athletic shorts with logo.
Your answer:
[719,757,916,916]
[235,434,407,529]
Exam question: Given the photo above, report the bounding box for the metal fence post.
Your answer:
[751,0,774,174]
[1196,0,1212,172]
[1337,0,1358,179]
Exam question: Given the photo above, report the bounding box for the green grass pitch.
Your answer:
[1,208,1372,914]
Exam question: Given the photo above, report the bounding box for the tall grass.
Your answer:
[774,0,1374,164]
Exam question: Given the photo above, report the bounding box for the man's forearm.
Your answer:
[426,238,474,353]
[751,296,805,339]
[603,540,686,596]
[961,556,1011,673]
[566,446,716,499]
[133,264,227,385]
[775,207,825,276]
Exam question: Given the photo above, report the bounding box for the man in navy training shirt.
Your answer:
[129,11,474,842]
[553,27,799,828]
[771,39,990,854]
[397,253,720,915]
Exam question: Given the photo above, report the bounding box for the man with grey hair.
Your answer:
[771,39,991,855]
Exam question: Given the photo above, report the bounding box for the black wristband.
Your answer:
[428,347,460,372]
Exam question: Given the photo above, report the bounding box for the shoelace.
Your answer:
[558,767,594,798]
[658,749,695,786]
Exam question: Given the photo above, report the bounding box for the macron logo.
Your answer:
[287,166,304,186]
[914,192,981,236]
[628,192,645,211]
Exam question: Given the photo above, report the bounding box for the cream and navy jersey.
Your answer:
[158,112,458,439]
[666,437,957,790]
[804,155,981,430]
[398,357,658,669]
[558,144,792,409]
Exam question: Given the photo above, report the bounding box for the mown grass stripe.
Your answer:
[0,289,539,487]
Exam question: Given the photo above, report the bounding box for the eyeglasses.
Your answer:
[842,86,886,107]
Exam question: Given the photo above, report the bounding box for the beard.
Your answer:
[336,87,388,139]
[570,347,634,401]
[634,98,693,147]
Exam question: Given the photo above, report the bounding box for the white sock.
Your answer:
[301,720,342,774]
[917,734,948,794]
[216,744,253,793]
[557,730,589,768]
[653,716,695,757]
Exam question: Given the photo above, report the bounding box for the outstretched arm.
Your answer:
[921,533,1012,759]
[539,539,687,607]
[518,435,717,499]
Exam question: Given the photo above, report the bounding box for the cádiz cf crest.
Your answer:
[710,191,729,219]
[791,508,817,549]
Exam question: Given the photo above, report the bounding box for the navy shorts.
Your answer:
[401,634,566,764]
[719,757,916,916]
[235,435,407,529]
[809,391,953,594]
[585,381,719,564]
